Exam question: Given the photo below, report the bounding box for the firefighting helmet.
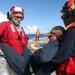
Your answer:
[7,6,24,20]
[61,0,75,20]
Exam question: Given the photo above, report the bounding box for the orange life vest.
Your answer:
[36,30,40,36]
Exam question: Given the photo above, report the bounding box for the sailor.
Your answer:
[0,6,29,75]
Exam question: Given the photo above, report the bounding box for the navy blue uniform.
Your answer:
[0,40,59,75]
[30,40,59,75]
[52,28,75,63]
[0,43,32,75]
[30,28,75,75]
[34,40,59,63]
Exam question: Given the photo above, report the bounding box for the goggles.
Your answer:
[14,16,23,20]
[61,9,71,20]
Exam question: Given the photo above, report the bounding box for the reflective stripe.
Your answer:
[10,24,15,32]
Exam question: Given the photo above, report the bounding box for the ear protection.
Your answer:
[7,11,13,20]
[7,6,24,20]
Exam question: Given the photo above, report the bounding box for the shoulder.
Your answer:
[66,28,75,36]
[0,21,11,25]
[1,21,10,23]
[0,21,9,27]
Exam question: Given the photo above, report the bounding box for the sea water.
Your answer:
[28,34,45,39]
[28,34,48,41]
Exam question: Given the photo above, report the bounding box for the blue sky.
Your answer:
[0,0,67,34]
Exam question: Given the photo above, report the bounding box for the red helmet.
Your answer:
[61,0,75,26]
[7,6,24,20]
[61,0,75,20]
[10,6,24,14]
[63,0,74,9]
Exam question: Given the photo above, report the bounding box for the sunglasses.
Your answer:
[14,16,23,20]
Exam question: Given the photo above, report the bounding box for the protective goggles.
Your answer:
[14,16,23,20]
[61,9,71,20]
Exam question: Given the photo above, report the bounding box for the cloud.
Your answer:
[24,25,49,34]
[0,12,8,22]
[25,25,38,34]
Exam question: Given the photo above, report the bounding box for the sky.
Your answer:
[0,0,67,34]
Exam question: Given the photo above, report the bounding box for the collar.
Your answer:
[65,22,75,30]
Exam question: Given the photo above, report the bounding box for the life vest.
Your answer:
[36,30,40,36]
[56,24,75,75]
[0,21,28,54]
[56,55,75,75]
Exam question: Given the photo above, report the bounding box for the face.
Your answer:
[61,9,71,20]
[49,34,59,41]
[61,9,75,26]
[14,13,23,21]
[12,13,23,26]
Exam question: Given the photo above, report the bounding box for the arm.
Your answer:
[0,22,6,35]
[34,40,59,63]
[52,28,75,63]
[0,43,32,75]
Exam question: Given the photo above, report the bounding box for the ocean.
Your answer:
[28,34,49,42]
[28,34,45,39]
